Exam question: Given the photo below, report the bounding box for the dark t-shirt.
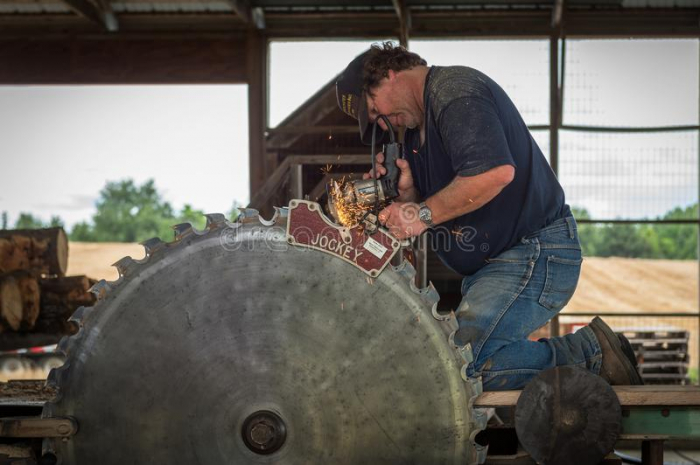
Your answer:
[404,66,571,276]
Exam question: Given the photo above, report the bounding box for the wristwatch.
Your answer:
[418,202,435,228]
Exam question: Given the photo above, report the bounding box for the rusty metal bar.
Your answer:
[0,417,77,438]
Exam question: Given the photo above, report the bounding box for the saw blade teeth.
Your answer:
[392,260,417,283]
[67,306,86,324]
[274,206,289,219]
[259,209,280,226]
[46,361,70,389]
[89,280,112,300]
[112,256,137,278]
[56,335,71,355]
[421,281,441,307]
[141,237,166,257]
[439,318,458,336]
[172,223,194,241]
[68,306,94,326]
[439,309,458,334]
[204,213,226,230]
[237,208,260,223]
[41,402,57,419]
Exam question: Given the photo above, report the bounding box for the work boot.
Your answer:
[589,317,644,385]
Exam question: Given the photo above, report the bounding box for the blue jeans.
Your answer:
[454,216,602,391]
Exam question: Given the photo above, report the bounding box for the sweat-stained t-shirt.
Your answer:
[404,66,571,276]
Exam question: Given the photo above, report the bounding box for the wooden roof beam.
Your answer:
[62,0,118,32]
[392,0,411,47]
[229,1,266,29]
[551,0,564,31]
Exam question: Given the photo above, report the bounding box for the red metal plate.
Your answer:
[286,200,400,277]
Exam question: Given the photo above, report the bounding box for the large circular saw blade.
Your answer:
[43,209,481,464]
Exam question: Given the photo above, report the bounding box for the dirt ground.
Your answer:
[568,257,698,314]
[67,242,145,281]
[67,242,699,314]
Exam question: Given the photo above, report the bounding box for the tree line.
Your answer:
[2,179,698,260]
[573,204,698,260]
[3,179,240,244]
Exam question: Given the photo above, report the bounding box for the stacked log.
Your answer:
[0,228,96,351]
[0,272,40,332]
[0,228,68,277]
[34,276,96,335]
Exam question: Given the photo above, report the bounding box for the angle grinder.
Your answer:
[326,115,403,231]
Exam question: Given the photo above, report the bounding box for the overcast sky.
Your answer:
[1,39,698,229]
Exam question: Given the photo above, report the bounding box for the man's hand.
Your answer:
[363,152,420,203]
[378,202,427,240]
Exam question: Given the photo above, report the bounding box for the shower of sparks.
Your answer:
[329,179,373,228]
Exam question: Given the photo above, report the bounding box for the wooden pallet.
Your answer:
[621,329,691,385]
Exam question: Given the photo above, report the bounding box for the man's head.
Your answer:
[336,42,427,143]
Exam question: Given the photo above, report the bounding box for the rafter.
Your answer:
[551,0,564,30]
[228,1,265,29]
[392,0,411,47]
[62,0,118,32]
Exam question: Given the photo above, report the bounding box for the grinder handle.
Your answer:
[381,142,402,199]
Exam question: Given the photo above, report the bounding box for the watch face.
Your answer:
[419,206,432,223]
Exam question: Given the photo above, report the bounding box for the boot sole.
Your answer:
[591,317,643,385]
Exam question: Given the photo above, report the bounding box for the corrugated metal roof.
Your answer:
[1,0,698,14]
[622,0,700,6]
[0,2,71,14]
[111,1,233,13]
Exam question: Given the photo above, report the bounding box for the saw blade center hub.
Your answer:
[241,410,287,455]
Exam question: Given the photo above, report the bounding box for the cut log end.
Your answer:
[0,227,69,277]
[15,273,40,329]
[0,272,41,332]
[54,228,69,277]
[0,277,22,332]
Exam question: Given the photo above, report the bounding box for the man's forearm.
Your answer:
[424,165,515,225]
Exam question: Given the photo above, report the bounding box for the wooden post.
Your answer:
[549,35,561,338]
[289,164,303,200]
[415,235,427,289]
[641,440,664,465]
[247,30,269,204]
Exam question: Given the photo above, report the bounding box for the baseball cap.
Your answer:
[336,50,386,145]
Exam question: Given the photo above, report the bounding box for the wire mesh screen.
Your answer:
[531,129,550,163]
[563,39,699,128]
[410,39,550,126]
[559,130,698,221]
[557,37,700,385]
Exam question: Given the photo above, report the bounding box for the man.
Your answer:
[336,42,642,391]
